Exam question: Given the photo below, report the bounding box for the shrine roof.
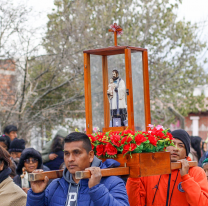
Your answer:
[83,46,147,56]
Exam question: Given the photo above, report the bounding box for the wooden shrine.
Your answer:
[28,24,197,182]
[84,24,151,134]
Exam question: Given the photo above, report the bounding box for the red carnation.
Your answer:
[110,135,121,147]
[122,143,137,154]
[96,144,106,156]
[88,134,96,143]
[121,136,133,145]
[91,143,94,150]
[135,134,147,146]
[97,133,109,143]
[105,143,117,156]
[148,135,157,146]
[166,132,173,140]
[121,130,135,136]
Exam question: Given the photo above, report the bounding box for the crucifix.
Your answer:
[108,23,123,46]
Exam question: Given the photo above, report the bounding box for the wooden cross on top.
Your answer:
[108,23,123,46]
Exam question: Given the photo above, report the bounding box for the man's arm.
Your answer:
[126,177,146,206]
[86,167,129,206]
[89,177,129,206]
[179,160,208,206]
[26,170,49,206]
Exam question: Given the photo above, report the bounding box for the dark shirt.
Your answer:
[44,150,64,170]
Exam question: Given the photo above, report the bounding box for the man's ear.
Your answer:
[89,150,94,163]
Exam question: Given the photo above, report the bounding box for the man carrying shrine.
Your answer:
[126,129,208,206]
[26,132,129,206]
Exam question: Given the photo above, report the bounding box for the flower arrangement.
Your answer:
[88,125,174,158]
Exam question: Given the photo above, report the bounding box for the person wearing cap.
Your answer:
[41,129,68,163]
[202,158,208,182]
[126,129,208,206]
[3,125,18,141]
[9,138,25,166]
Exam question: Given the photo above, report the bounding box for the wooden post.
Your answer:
[125,48,134,130]
[102,56,110,128]
[114,32,117,46]
[142,50,151,130]
[84,53,92,134]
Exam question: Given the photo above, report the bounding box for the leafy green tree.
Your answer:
[44,0,207,127]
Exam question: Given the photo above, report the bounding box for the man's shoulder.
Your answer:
[46,177,67,192]
[189,166,206,176]
[100,175,125,187]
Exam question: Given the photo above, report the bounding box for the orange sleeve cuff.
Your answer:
[181,174,191,181]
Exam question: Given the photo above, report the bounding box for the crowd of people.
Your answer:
[1,125,208,205]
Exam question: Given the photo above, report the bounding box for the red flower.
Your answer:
[121,130,135,136]
[110,131,120,135]
[96,144,106,156]
[105,143,117,156]
[122,143,137,154]
[97,133,109,143]
[110,135,121,147]
[121,136,133,145]
[148,135,157,146]
[88,134,96,143]
[135,134,147,146]
[166,132,173,140]
[91,144,94,150]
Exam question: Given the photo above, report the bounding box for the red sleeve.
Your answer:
[181,167,208,206]
[126,177,146,206]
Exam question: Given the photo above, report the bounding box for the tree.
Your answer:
[44,0,208,127]
[0,0,84,142]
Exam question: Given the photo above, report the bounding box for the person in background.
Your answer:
[202,141,207,155]
[202,158,208,182]
[0,145,26,206]
[41,129,68,164]
[189,136,202,163]
[9,138,25,166]
[126,129,208,206]
[13,148,44,194]
[44,136,64,170]
[3,125,18,141]
[26,132,129,206]
[0,134,11,150]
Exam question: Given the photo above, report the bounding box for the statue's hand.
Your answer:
[114,87,118,92]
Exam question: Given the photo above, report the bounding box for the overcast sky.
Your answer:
[13,0,208,68]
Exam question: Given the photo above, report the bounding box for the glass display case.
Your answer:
[83,46,150,134]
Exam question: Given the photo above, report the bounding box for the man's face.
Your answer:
[166,138,187,162]
[64,141,94,175]
[112,71,118,80]
[11,152,22,159]
[7,131,17,141]
[203,164,208,182]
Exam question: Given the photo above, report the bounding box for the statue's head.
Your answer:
[112,70,119,80]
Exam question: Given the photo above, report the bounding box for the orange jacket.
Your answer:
[126,163,208,206]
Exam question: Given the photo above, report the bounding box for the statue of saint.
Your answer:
[107,70,127,126]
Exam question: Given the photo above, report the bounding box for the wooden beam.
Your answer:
[28,170,63,181]
[75,167,129,179]
[28,161,198,181]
